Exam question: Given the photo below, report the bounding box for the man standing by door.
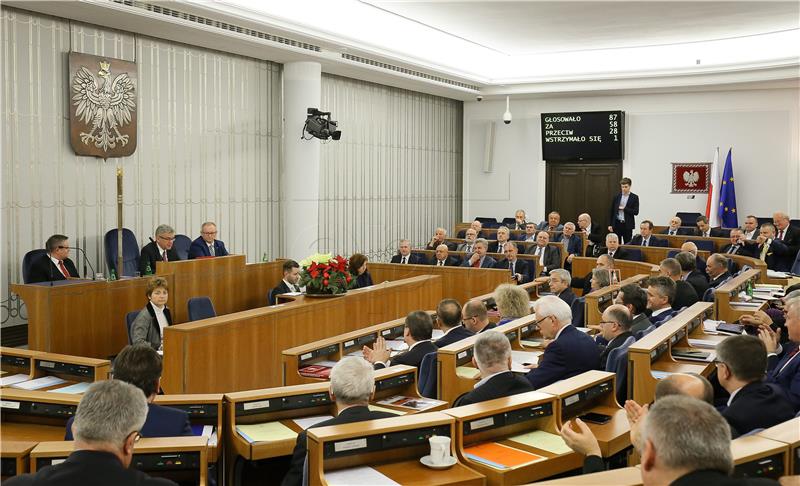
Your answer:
[608,177,639,244]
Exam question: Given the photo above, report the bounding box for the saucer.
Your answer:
[420,455,457,470]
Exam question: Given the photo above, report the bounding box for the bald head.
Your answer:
[680,242,698,256]
[655,373,713,404]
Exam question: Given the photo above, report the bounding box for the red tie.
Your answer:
[58,260,69,278]
[778,229,784,240]
[472,258,480,268]
[162,251,168,262]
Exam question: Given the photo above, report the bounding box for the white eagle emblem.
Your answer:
[683,170,700,187]
[71,61,136,152]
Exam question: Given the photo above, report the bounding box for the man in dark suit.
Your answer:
[660,258,698,310]
[773,211,800,260]
[608,177,639,244]
[434,299,473,348]
[521,222,538,242]
[681,241,708,276]
[675,251,709,300]
[269,260,301,305]
[720,227,756,257]
[597,305,634,370]
[457,220,484,239]
[364,311,437,369]
[65,344,191,440]
[572,254,615,296]
[646,276,678,327]
[750,223,794,271]
[693,215,724,238]
[716,335,796,437]
[524,296,600,388]
[703,254,732,302]
[460,239,497,268]
[742,215,760,241]
[28,234,80,283]
[456,228,478,252]
[282,358,397,486]
[9,380,176,486]
[615,284,652,334]
[536,211,564,233]
[390,239,426,264]
[638,396,779,486]
[462,299,497,334]
[659,216,690,236]
[526,231,561,276]
[556,222,583,270]
[761,296,800,410]
[577,213,604,255]
[548,269,576,307]
[188,222,229,259]
[513,209,528,231]
[495,242,532,284]
[424,227,449,250]
[601,233,631,261]
[488,226,514,254]
[429,244,461,267]
[140,224,181,275]
[453,331,533,406]
[629,220,667,247]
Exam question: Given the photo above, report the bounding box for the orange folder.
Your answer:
[464,442,544,469]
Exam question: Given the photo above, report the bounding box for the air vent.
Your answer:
[110,0,321,52]
[342,53,479,91]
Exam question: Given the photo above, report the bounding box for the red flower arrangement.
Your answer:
[298,253,353,295]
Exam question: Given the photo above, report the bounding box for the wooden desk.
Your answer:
[29,437,209,485]
[438,315,540,405]
[0,441,36,479]
[570,258,658,297]
[369,262,513,305]
[306,411,485,486]
[732,435,790,480]
[443,391,581,484]
[527,466,642,485]
[728,255,769,284]
[627,303,716,405]
[0,389,80,445]
[714,269,764,322]
[758,418,800,475]
[538,371,630,458]
[162,275,443,393]
[11,276,172,358]
[1,347,110,392]
[1,348,39,384]
[153,393,223,464]
[619,245,710,265]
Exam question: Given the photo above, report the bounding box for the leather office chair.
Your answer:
[125,311,139,344]
[187,297,216,321]
[605,335,636,404]
[688,239,715,252]
[22,249,48,284]
[624,248,643,262]
[172,234,192,261]
[267,288,280,306]
[417,352,438,399]
[104,228,140,277]
[570,297,586,327]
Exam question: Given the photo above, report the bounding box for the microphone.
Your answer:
[67,247,97,280]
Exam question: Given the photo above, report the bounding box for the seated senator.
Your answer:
[269,260,301,305]
[188,221,229,259]
[434,299,473,348]
[547,269,576,307]
[715,335,796,437]
[646,276,678,327]
[760,295,800,410]
[429,244,461,267]
[282,357,396,486]
[130,277,173,352]
[462,299,497,334]
[139,224,181,275]
[348,253,373,289]
[9,380,177,486]
[597,304,634,370]
[390,239,425,264]
[524,296,600,388]
[453,331,533,407]
[28,234,80,283]
[363,310,437,369]
[494,283,530,325]
[66,344,192,440]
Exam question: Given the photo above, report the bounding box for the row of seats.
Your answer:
[124,296,217,343]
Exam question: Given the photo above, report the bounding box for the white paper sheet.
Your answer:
[687,339,718,349]
[47,382,91,394]
[0,374,30,387]
[767,270,789,278]
[385,340,408,352]
[292,415,334,430]
[11,376,66,390]
[324,466,400,486]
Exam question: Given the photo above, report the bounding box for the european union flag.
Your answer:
[718,148,738,228]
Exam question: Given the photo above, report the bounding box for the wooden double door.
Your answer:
[545,162,622,231]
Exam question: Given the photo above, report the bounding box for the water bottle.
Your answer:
[262,253,268,262]
[109,269,117,281]
[144,263,152,275]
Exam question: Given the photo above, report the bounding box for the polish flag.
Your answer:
[706,147,720,227]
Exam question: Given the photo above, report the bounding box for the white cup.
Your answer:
[428,435,451,465]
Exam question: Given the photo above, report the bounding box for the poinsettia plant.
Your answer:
[297,253,353,294]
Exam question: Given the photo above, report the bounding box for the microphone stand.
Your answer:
[69,247,97,280]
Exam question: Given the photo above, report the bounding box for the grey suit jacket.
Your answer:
[130,302,172,351]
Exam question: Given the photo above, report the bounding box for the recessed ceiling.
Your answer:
[364,1,800,56]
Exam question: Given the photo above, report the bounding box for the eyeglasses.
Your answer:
[534,315,552,327]
[598,320,616,326]
[157,235,175,241]
[462,315,478,321]
[131,431,142,443]
[202,231,217,235]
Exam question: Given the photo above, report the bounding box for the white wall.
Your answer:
[463,88,800,226]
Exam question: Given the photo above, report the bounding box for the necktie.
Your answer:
[670,230,676,236]
[466,245,472,253]
[641,239,647,247]
[472,258,480,268]
[759,242,770,261]
[58,260,69,278]
[209,244,215,256]
[609,251,615,258]
[509,261,515,274]
[401,256,407,265]
[727,245,736,254]
[162,251,168,262]
[438,260,444,266]
[778,229,784,240]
